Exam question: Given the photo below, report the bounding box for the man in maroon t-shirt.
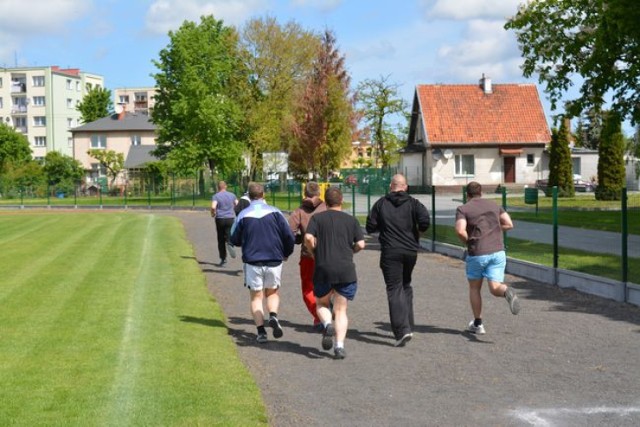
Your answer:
[455,181,520,335]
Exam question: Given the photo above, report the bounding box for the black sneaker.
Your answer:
[268,316,283,339]
[334,347,346,360]
[219,259,227,267]
[505,287,521,315]
[322,323,334,350]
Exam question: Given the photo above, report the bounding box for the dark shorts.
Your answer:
[314,281,358,301]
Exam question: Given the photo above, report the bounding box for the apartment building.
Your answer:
[0,66,104,160]
[113,87,157,114]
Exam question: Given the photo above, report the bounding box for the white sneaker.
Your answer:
[505,287,520,315]
[394,333,413,347]
[467,320,486,335]
[226,242,236,259]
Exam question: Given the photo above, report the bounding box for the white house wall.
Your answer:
[399,153,423,186]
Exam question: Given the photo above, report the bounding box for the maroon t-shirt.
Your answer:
[455,198,505,256]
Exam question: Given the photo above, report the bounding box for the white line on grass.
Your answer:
[107,215,155,424]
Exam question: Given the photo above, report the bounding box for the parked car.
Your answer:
[535,176,596,193]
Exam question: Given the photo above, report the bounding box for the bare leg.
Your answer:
[316,292,333,325]
[250,290,265,326]
[265,288,280,314]
[332,294,349,344]
[468,278,483,319]
[487,280,507,297]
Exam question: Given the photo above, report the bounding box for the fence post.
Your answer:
[502,186,508,249]
[74,184,78,208]
[622,187,628,286]
[431,186,436,250]
[124,184,128,209]
[47,185,51,207]
[192,172,196,209]
[352,184,356,217]
[462,185,467,204]
[171,172,175,208]
[147,179,151,209]
[20,188,24,208]
[367,183,371,213]
[552,186,558,270]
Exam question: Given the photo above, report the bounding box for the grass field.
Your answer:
[0,212,267,426]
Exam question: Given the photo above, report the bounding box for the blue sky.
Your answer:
[1,0,561,126]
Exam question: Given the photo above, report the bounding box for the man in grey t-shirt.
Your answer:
[211,181,238,266]
[455,181,520,335]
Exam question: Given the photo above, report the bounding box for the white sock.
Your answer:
[335,341,344,349]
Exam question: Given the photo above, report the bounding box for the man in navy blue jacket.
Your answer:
[366,174,430,347]
[231,182,295,343]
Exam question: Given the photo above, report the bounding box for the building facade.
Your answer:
[0,66,104,160]
[113,87,157,114]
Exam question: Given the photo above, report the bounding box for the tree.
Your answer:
[289,29,354,178]
[152,15,244,175]
[547,119,575,197]
[505,0,640,123]
[42,151,84,193]
[239,16,320,179]
[596,111,626,200]
[77,87,113,124]
[87,149,124,187]
[0,122,32,174]
[356,75,408,168]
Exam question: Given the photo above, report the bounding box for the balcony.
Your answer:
[11,105,28,114]
[15,126,28,134]
[11,82,27,93]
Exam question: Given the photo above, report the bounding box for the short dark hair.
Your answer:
[466,181,482,198]
[305,181,320,198]
[324,186,343,207]
[248,182,264,200]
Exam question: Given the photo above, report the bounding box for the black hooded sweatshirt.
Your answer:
[366,191,430,253]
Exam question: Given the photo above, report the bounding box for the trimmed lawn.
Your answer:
[0,212,267,426]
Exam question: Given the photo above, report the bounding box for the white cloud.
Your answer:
[421,0,521,21]
[0,0,92,66]
[144,0,268,35]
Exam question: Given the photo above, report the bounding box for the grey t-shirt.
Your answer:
[455,198,505,256]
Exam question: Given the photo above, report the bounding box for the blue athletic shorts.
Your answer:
[314,281,358,301]
[465,251,506,282]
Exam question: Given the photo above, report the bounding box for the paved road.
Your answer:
[174,210,640,427]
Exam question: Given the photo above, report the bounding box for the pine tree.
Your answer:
[547,118,575,197]
[596,111,626,200]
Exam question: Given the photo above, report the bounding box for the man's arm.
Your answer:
[365,200,380,234]
[210,199,218,217]
[455,218,468,245]
[303,233,316,255]
[500,211,514,231]
[353,239,365,253]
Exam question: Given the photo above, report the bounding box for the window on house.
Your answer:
[33,96,45,106]
[0,77,3,87]
[67,118,73,128]
[91,135,107,149]
[91,163,107,178]
[119,95,130,104]
[527,154,534,165]
[67,98,73,108]
[66,79,72,90]
[454,154,475,176]
[76,81,80,91]
[131,135,141,146]
[572,157,581,177]
[32,76,45,87]
[14,117,27,128]
[34,136,46,147]
[86,83,92,91]
[33,116,46,127]
[0,97,3,109]
[34,156,44,163]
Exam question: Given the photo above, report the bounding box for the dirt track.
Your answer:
[175,210,640,427]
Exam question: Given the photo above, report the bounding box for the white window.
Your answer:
[86,83,92,91]
[33,96,45,106]
[131,135,141,146]
[67,98,73,108]
[0,97,3,109]
[0,77,3,87]
[34,136,46,147]
[34,156,44,163]
[14,117,27,128]
[66,79,72,90]
[67,118,73,128]
[91,163,107,177]
[119,95,130,103]
[76,81,80,91]
[91,135,106,149]
[33,116,46,127]
[32,76,45,87]
[454,154,475,176]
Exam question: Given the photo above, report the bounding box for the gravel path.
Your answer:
[174,210,640,427]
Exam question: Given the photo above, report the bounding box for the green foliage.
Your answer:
[0,161,45,198]
[289,30,354,178]
[548,120,574,197]
[42,151,84,191]
[77,87,113,124]
[239,16,320,179]
[356,75,408,167]
[505,0,640,123]
[0,122,32,174]
[87,149,124,187]
[152,15,244,175]
[596,111,626,200]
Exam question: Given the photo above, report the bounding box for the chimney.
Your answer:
[479,73,492,94]
[117,104,126,120]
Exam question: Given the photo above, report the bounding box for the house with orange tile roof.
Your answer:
[401,75,551,190]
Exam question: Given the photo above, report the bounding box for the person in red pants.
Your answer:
[288,182,326,330]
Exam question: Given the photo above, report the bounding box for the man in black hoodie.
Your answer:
[366,174,430,347]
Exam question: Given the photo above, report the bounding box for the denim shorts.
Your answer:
[465,251,506,282]
[314,281,358,301]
